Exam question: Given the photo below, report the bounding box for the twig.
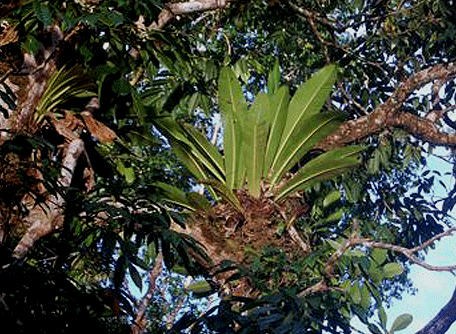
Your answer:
[0,68,13,85]
[297,227,456,297]
[287,225,311,254]
[337,82,368,116]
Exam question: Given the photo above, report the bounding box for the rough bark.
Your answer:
[12,138,85,259]
[131,252,163,334]
[149,0,231,30]
[415,286,456,334]
[0,26,63,144]
[318,62,456,150]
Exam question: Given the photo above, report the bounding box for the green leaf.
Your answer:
[34,0,53,26]
[360,283,371,309]
[171,265,189,275]
[202,179,244,214]
[35,66,95,122]
[353,0,365,10]
[124,167,135,184]
[270,112,343,185]
[218,67,248,189]
[368,323,383,334]
[379,306,387,330]
[129,264,143,291]
[112,78,132,95]
[268,61,281,95]
[350,281,362,304]
[154,118,222,197]
[382,263,403,278]
[321,208,344,222]
[116,160,135,184]
[323,190,341,207]
[186,280,213,294]
[172,141,211,185]
[263,85,290,177]
[390,314,413,333]
[155,182,199,212]
[272,65,337,179]
[276,146,364,201]
[243,93,270,197]
[371,249,388,265]
[182,123,225,183]
[234,58,250,82]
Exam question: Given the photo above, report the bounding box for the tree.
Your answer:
[2,1,456,334]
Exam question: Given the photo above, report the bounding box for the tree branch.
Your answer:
[132,252,163,334]
[149,0,231,30]
[12,139,85,259]
[415,286,456,334]
[297,227,456,298]
[318,62,456,150]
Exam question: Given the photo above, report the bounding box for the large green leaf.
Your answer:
[286,64,337,127]
[243,93,270,197]
[171,139,209,183]
[154,182,211,212]
[219,67,248,189]
[202,179,244,214]
[267,61,281,95]
[263,85,290,177]
[35,65,96,123]
[182,123,226,183]
[276,146,364,200]
[155,117,225,183]
[382,262,404,278]
[270,112,343,185]
[271,65,337,178]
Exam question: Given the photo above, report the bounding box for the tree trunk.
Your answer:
[415,286,456,334]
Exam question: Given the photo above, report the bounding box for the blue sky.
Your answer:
[354,149,456,334]
[387,235,456,333]
[388,150,456,334]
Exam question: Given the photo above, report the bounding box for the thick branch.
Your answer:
[319,62,456,150]
[150,0,231,30]
[132,252,163,334]
[415,286,456,334]
[0,26,64,144]
[12,139,85,259]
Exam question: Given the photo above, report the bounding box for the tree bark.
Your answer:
[150,0,231,30]
[415,286,456,334]
[132,252,163,334]
[318,62,456,151]
[12,139,85,259]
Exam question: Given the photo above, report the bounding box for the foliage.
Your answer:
[154,64,363,207]
[1,0,456,334]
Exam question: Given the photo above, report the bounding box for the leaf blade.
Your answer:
[270,65,337,180]
[218,67,248,189]
[390,314,413,333]
[270,112,343,184]
[276,146,364,200]
[244,93,270,197]
[263,85,290,177]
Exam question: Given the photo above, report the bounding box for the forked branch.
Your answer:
[319,62,456,150]
[298,226,456,298]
